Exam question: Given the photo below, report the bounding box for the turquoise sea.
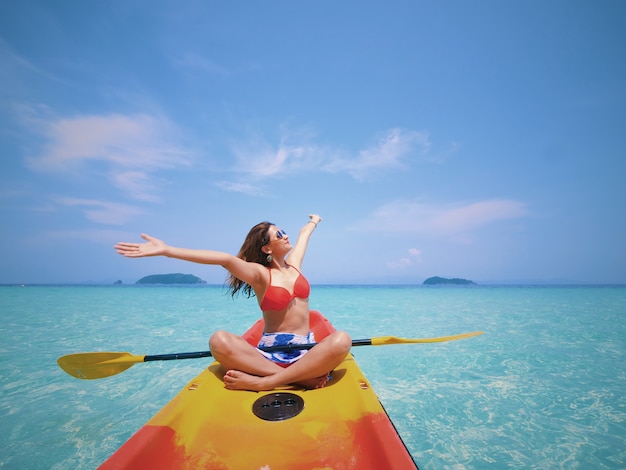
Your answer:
[1,285,625,469]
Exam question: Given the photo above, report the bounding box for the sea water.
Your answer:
[0,285,624,469]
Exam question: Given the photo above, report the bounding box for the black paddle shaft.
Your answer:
[143,339,374,363]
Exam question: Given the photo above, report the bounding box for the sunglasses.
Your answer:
[274,229,287,240]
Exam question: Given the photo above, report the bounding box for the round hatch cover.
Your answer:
[252,392,305,421]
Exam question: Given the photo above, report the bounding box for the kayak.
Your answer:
[98,310,418,469]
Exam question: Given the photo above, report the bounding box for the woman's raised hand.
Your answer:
[309,214,322,225]
[114,233,167,258]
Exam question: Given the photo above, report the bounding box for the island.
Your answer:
[136,273,207,284]
[423,276,476,286]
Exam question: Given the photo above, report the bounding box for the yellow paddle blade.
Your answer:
[370,331,483,346]
[57,352,146,380]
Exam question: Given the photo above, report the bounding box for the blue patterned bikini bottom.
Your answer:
[256,331,316,366]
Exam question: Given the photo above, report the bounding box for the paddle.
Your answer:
[57,331,483,380]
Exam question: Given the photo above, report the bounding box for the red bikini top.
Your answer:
[260,266,310,312]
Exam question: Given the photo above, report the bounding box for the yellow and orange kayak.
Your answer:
[99,311,418,469]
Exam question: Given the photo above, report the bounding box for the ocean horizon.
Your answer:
[4,280,625,287]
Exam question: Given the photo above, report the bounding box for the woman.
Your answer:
[114,214,352,392]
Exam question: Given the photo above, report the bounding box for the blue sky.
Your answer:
[1,1,625,285]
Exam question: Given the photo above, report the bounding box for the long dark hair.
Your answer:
[227,221,274,298]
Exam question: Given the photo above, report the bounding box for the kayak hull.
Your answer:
[99,311,417,469]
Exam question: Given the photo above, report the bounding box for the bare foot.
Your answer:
[293,374,331,389]
[223,370,331,391]
[223,370,273,391]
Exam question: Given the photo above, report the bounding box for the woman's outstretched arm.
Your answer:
[114,233,265,287]
[287,214,321,269]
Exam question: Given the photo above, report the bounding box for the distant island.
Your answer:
[136,273,207,284]
[423,276,476,286]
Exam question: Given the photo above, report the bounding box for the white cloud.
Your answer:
[428,200,528,233]
[113,171,161,202]
[23,110,192,200]
[224,127,432,193]
[26,113,186,169]
[215,181,266,197]
[56,197,146,225]
[388,247,423,270]
[230,131,325,179]
[323,128,431,180]
[357,199,529,238]
[388,257,413,269]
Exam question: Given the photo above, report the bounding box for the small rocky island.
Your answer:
[423,276,476,286]
[136,273,207,284]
